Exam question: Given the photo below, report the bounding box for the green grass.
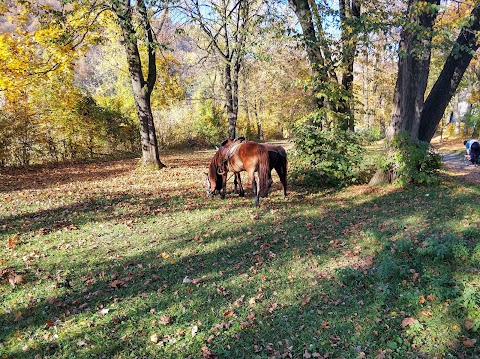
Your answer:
[1,150,479,358]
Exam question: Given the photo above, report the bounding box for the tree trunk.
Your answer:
[225,61,236,139]
[339,0,360,131]
[114,0,165,168]
[372,0,480,185]
[418,2,480,142]
[453,93,460,135]
[387,0,440,141]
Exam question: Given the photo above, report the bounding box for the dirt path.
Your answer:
[433,138,480,185]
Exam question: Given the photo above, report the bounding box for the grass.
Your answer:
[1,146,479,358]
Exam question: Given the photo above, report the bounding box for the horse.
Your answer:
[230,142,288,198]
[264,143,288,197]
[206,139,271,207]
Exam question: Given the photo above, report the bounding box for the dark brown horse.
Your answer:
[206,139,271,207]
[264,143,288,198]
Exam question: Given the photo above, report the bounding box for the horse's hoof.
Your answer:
[239,192,245,197]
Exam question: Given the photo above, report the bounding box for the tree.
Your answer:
[111,0,167,168]
[181,0,265,139]
[3,0,173,168]
[388,0,480,143]
[288,0,361,131]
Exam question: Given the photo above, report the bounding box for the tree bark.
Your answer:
[114,0,165,168]
[418,2,480,142]
[387,0,440,141]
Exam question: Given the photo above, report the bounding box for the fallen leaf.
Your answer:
[191,325,198,337]
[99,308,109,316]
[110,279,125,289]
[320,321,330,328]
[223,310,234,318]
[401,317,416,328]
[150,334,159,343]
[463,338,477,347]
[161,252,170,260]
[45,319,55,328]
[419,295,426,304]
[464,321,474,330]
[7,234,19,250]
[421,311,432,317]
[159,315,171,325]
[268,303,278,313]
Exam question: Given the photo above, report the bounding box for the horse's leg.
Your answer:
[233,174,238,194]
[277,164,287,198]
[237,173,245,197]
[266,171,273,197]
[221,173,227,199]
[250,172,259,207]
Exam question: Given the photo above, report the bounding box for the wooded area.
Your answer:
[1,0,479,174]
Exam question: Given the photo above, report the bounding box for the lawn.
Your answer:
[1,145,479,358]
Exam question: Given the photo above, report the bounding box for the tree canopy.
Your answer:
[0,0,479,170]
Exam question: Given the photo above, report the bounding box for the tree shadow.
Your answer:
[2,180,479,358]
[0,159,138,193]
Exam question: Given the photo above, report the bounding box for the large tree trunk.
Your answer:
[114,0,165,168]
[387,0,440,141]
[371,0,480,185]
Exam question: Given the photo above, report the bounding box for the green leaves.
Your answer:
[290,126,367,187]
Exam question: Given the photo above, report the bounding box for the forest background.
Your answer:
[0,0,479,181]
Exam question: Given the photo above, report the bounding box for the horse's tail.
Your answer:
[257,144,271,198]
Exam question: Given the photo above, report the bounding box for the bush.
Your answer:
[290,125,367,187]
[380,132,442,185]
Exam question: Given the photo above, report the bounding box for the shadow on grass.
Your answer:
[1,179,479,358]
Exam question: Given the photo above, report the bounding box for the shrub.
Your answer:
[380,132,442,185]
[290,125,367,187]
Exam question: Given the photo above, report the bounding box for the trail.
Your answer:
[440,152,480,185]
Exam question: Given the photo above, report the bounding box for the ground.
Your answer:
[0,140,479,359]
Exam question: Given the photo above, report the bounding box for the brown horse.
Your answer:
[228,139,287,198]
[206,139,270,207]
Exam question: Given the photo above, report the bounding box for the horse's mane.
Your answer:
[208,149,223,179]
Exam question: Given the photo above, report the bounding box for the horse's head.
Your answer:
[206,152,224,196]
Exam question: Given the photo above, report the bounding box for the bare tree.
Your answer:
[181,0,264,139]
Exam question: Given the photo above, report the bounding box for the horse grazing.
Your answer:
[206,139,270,207]
[231,143,288,198]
